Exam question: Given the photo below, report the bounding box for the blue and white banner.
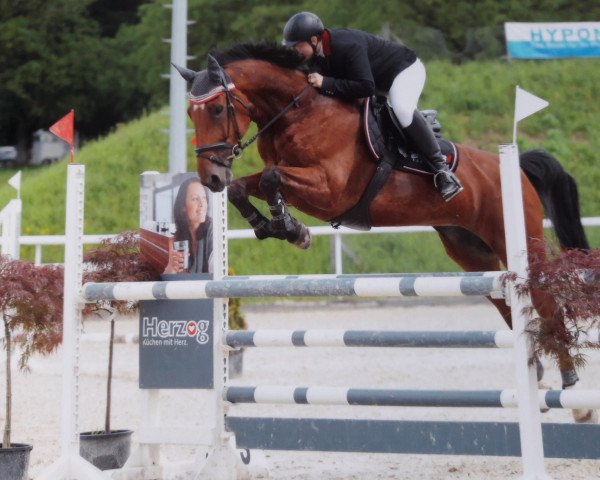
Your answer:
[505,22,600,59]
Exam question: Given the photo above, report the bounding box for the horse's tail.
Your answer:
[519,148,589,249]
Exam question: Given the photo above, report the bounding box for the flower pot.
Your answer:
[79,429,133,470]
[0,443,33,480]
[229,348,244,378]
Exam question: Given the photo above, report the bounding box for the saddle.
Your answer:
[330,97,460,230]
[364,97,458,175]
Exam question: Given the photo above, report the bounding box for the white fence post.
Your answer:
[0,198,21,259]
[499,143,550,480]
[35,164,105,480]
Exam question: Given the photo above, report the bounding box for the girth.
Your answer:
[329,97,459,230]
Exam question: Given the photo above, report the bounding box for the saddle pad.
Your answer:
[363,97,459,175]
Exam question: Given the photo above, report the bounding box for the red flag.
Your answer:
[50,110,74,162]
[191,136,197,146]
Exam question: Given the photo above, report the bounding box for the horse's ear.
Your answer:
[207,54,226,85]
[172,63,197,83]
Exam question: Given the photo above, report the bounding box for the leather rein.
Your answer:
[192,83,311,169]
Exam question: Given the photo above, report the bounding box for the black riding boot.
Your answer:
[403,111,463,201]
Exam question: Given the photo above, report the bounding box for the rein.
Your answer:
[194,84,311,168]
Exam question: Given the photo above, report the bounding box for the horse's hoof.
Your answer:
[292,226,311,250]
[573,409,598,424]
[538,382,552,413]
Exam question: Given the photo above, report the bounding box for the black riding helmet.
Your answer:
[282,12,324,46]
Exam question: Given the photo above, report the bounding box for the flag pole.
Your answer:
[512,86,519,145]
[69,109,75,163]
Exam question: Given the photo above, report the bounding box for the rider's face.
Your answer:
[292,36,318,61]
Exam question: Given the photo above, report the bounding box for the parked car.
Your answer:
[30,129,72,165]
[0,146,18,167]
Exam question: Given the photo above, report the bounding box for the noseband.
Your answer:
[192,81,311,169]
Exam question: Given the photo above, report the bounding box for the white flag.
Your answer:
[8,171,21,192]
[514,86,548,123]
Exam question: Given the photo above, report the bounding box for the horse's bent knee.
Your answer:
[227,181,247,205]
[259,167,281,196]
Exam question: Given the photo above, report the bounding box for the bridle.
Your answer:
[192,78,311,169]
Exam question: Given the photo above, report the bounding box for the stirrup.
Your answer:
[433,171,463,202]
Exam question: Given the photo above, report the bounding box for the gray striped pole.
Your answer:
[223,386,600,410]
[225,329,600,348]
[83,272,504,302]
[225,330,515,348]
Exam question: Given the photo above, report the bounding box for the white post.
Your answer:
[333,232,343,275]
[36,164,104,480]
[168,0,188,174]
[499,143,550,480]
[0,199,21,259]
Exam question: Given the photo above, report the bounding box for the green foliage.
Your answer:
[0,0,149,147]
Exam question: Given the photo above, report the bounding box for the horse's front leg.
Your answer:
[258,166,312,249]
[228,174,286,241]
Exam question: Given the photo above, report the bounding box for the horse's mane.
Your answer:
[210,42,307,71]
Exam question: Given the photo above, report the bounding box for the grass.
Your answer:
[0,58,598,270]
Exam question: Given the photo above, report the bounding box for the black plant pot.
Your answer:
[79,429,133,470]
[0,443,33,480]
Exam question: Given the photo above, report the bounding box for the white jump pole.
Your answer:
[499,86,551,480]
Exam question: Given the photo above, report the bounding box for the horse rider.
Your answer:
[282,11,463,202]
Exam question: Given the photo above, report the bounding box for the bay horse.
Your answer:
[175,42,595,423]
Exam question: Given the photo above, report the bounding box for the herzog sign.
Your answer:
[505,22,600,59]
[139,274,214,389]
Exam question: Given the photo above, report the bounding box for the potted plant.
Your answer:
[0,255,64,480]
[79,231,159,471]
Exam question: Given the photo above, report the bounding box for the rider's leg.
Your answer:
[388,59,462,201]
[405,110,463,201]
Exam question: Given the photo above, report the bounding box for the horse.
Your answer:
[174,42,595,423]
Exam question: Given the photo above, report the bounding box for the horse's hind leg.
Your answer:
[438,226,597,423]
[435,227,546,382]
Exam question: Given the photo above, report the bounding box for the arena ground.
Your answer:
[4,299,600,479]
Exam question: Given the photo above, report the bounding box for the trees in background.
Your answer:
[1,0,599,152]
[0,0,146,155]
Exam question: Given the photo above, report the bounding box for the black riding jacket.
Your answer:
[310,28,417,100]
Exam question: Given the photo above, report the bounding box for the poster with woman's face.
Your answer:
[139,172,213,275]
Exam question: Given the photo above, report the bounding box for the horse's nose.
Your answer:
[210,174,226,192]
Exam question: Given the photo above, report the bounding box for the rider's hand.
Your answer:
[307,73,323,88]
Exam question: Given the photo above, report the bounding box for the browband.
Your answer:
[189,83,236,105]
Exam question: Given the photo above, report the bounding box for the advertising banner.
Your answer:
[139,275,214,389]
[505,22,600,59]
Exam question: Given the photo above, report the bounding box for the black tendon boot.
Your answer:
[404,111,463,201]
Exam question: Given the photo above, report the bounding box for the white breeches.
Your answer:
[388,58,426,128]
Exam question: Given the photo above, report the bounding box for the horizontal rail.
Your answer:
[19,234,115,246]
[226,417,600,459]
[227,217,600,240]
[225,330,515,348]
[224,386,600,409]
[82,272,504,302]
[14,216,600,244]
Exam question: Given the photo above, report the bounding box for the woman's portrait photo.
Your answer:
[163,176,213,274]
[139,172,214,275]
